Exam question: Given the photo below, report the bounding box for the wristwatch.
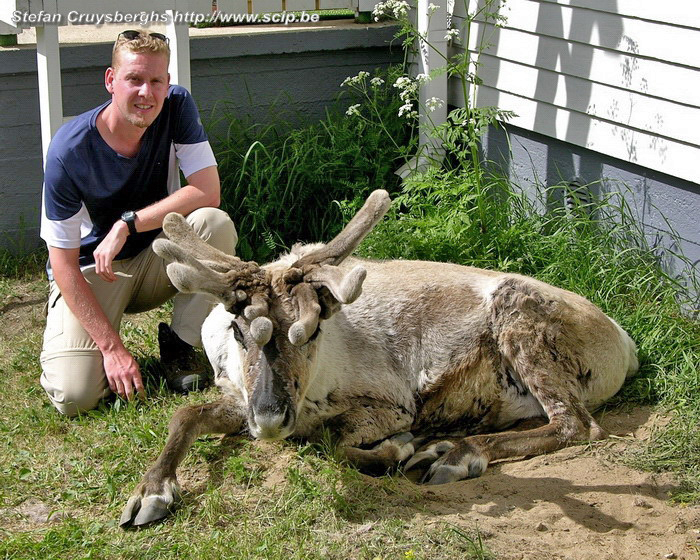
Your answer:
[121,211,138,235]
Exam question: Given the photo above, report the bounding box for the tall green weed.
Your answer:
[209,68,415,263]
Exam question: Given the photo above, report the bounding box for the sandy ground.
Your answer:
[406,407,700,560]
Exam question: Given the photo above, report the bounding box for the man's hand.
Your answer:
[103,345,145,401]
[94,220,130,282]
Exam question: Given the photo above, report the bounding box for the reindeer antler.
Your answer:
[153,213,273,346]
[283,190,391,345]
[292,190,391,268]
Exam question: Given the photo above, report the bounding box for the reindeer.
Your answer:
[120,190,639,528]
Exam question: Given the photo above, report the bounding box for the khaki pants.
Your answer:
[40,207,237,416]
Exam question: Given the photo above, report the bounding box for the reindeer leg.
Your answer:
[340,432,419,475]
[120,397,246,528]
[418,392,604,485]
[331,404,417,475]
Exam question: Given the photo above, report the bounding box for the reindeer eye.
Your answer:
[231,321,246,348]
[306,326,321,343]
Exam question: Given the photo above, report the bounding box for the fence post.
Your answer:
[418,0,447,158]
[396,0,448,178]
[35,1,64,166]
[166,0,192,91]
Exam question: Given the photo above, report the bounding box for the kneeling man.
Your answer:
[40,30,236,416]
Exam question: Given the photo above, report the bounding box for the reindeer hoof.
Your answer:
[421,445,488,485]
[119,478,180,529]
[375,432,416,462]
[404,440,455,475]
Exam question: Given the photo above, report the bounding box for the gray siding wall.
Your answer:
[484,123,700,292]
[0,24,401,251]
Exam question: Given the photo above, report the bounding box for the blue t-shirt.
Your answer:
[40,85,216,273]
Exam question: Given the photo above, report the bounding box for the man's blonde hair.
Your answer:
[111,32,170,71]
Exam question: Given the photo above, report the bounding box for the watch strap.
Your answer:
[121,211,138,235]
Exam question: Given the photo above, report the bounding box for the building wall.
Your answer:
[447,0,699,287]
[0,24,401,251]
[452,0,700,184]
[484,123,700,290]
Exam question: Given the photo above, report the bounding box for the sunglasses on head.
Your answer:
[119,30,170,44]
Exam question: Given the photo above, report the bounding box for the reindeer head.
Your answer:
[153,190,391,440]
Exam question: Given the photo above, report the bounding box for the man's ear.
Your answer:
[105,66,115,94]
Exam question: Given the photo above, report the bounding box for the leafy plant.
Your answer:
[208,67,415,263]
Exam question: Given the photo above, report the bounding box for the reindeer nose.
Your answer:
[251,406,293,440]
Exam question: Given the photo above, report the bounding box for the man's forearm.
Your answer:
[53,263,123,354]
[134,185,218,232]
[131,166,221,233]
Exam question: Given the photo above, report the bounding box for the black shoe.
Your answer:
[158,323,209,393]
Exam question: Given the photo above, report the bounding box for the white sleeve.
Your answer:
[40,188,92,249]
[175,140,217,179]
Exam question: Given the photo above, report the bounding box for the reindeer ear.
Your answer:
[304,264,366,304]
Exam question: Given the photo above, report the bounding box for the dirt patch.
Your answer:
[0,498,65,531]
[405,407,699,560]
[0,280,46,341]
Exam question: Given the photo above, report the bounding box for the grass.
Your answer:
[2,67,699,557]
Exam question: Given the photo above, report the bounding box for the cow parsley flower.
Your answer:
[425,96,444,112]
[428,3,440,14]
[445,28,460,42]
[341,71,370,88]
[370,77,385,88]
[415,73,430,85]
[398,101,418,119]
[373,0,411,21]
[346,104,361,117]
[393,76,412,90]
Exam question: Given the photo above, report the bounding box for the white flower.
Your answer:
[370,77,385,88]
[346,104,361,117]
[393,76,412,89]
[398,101,418,119]
[415,73,430,85]
[393,0,410,18]
[445,28,461,43]
[341,71,371,88]
[373,0,411,21]
[426,96,444,112]
[428,3,440,13]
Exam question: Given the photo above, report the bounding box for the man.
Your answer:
[39,30,237,416]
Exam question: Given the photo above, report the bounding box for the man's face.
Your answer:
[106,51,170,129]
